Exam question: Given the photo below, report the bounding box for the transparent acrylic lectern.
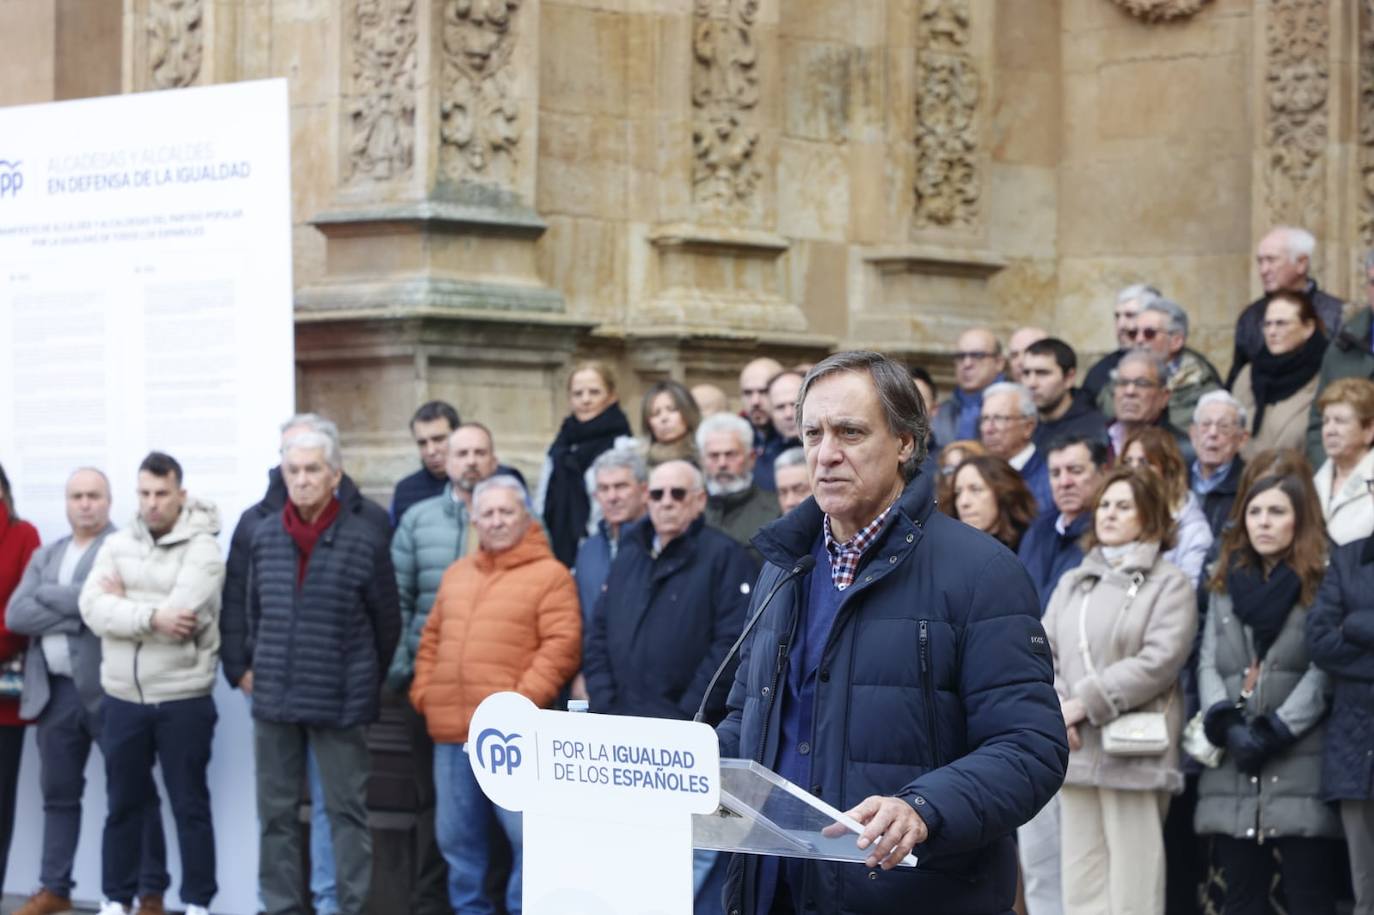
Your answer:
[692,759,918,867]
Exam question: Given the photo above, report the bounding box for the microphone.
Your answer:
[693,555,818,724]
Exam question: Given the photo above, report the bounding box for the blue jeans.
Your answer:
[307,745,338,914]
[434,742,523,915]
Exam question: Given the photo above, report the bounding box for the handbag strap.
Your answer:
[1076,570,1174,717]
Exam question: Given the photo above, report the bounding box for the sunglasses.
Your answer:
[1124,327,1163,341]
[649,487,691,502]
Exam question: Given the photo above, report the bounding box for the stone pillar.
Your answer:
[848,0,1004,368]
[296,0,588,488]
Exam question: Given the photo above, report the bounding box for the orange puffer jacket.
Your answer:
[411,522,581,743]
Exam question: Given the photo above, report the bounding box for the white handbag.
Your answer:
[1077,575,1172,757]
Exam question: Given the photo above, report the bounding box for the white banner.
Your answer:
[0,79,294,913]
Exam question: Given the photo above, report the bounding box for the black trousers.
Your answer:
[0,724,26,893]
[1214,834,1337,915]
[403,702,450,915]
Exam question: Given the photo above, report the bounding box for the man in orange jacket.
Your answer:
[411,474,582,915]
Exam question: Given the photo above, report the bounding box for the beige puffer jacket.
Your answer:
[79,498,224,704]
[1042,540,1198,793]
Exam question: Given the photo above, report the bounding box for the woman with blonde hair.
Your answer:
[535,360,633,566]
[1313,376,1374,544]
[1196,456,1338,914]
[1042,466,1197,914]
[1120,427,1213,584]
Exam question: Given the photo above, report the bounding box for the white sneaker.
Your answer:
[99,903,130,915]
[185,906,210,915]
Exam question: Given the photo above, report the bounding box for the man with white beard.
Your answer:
[697,412,777,567]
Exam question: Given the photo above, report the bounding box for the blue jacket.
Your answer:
[572,520,630,624]
[583,516,754,722]
[1016,510,1089,610]
[717,473,1068,915]
[1019,447,1052,516]
[1307,537,1374,801]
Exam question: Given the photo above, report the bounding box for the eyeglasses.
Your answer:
[1124,327,1164,342]
[1194,420,1240,433]
[648,487,690,502]
[1117,377,1162,391]
[979,413,1028,427]
[952,351,996,363]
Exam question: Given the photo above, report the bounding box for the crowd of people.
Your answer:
[0,222,1369,915]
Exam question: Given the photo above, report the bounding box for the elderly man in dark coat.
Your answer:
[717,351,1068,915]
[247,429,400,915]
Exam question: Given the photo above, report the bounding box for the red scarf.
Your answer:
[282,498,341,584]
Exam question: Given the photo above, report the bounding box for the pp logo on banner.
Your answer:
[0,160,22,200]
[476,727,523,776]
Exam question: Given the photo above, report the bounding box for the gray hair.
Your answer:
[695,412,754,454]
[472,474,530,510]
[651,459,706,493]
[1117,348,1169,383]
[1273,225,1316,263]
[281,430,343,471]
[1116,283,1161,310]
[797,351,928,481]
[981,381,1036,419]
[1192,389,1249,429]
[1142,298,1189,339]
[588,446,648,489]
[774,446,806,475]
[279,413,340,453]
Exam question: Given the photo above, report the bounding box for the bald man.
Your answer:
[932,327,1006,447]
[739,357,786,491]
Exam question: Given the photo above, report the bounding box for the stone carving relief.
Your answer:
[146,0,203,90]
[1359,1,1374,248]
[691,0,762,211]
[439,0,522,187]
[1107,0,1211,22]
[913,0,981,230]
[1263,0,1328,230]
[346,0,418,182]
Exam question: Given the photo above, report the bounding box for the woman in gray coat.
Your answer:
[1196,461,1340,914]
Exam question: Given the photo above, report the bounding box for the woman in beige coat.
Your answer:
[1313,376,1374,545]
[1233,290,1327,461]
[1042,466,1199,915]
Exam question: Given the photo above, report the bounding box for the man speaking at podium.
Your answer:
[717,352,1069,915]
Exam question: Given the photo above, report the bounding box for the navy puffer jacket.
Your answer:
[717,471,1068,915]
[1307,537,1374,801]
[248,486,401,728]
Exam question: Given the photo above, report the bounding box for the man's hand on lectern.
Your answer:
[843,795,927,870]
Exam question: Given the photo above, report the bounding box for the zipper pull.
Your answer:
[919,620,929,671]
[774,642,789,676]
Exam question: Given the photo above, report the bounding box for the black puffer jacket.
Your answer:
[247,484,400,728]
[1308,537,1374,802]
[222,468,387,687]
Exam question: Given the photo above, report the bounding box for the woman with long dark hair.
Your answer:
[0,462,40,892]
[1196,457,1340,914]
[640,380,701,469]
[535,361,633,566]
[950,454,1037,551]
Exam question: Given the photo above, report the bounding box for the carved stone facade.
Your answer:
[145,0,202,90]
[1262,0,1329,231]
[1359,0,1374,249]
[345,0,418,183]
[690,0,762,214]
[1108,0,1211,22]
[912,0,980,231]
[439,0,523,188]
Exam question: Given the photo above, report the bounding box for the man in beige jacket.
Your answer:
[79,452,224,915]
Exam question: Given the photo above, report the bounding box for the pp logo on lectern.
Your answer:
[475,727,524,775]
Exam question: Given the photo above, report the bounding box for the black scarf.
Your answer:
[543,403,632,566]
[1248,328,1327,433]
[1227,559,1301,662]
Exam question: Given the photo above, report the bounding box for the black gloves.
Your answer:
[1226,713,1298,776]
[1203,700,1243,747]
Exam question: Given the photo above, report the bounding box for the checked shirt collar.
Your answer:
[823,501,896,591]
